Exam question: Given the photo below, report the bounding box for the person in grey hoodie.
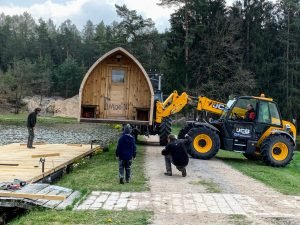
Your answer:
[116,124,136,184]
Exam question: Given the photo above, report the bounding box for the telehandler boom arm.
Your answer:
[155,91,226,123]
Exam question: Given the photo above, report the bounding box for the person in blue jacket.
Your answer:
[116,124,136,184]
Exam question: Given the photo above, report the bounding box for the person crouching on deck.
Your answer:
[116,124,136,184]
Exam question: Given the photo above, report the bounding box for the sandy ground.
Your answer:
[144,136,300,225]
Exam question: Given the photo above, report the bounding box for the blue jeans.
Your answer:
[119,160,132,181]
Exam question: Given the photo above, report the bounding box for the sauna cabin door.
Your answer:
[105,67,128,119]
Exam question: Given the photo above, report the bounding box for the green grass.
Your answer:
[229,215,249,225]
[8,143,150,225]
[216,150,300,195]
[8,208,152,225]
[0,113,77,125]
[189,179,221,193]
[171,124,182,136]
[56,143,148,193]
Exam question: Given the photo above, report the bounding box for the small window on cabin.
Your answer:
[112,70,125,83]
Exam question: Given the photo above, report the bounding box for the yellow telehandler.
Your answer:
[155,91,297,167]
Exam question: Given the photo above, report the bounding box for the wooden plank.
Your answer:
[80,118,149,125]
[55,191,81,209]
[44,188,73,208]
[31,153,61,158]
[66,144,82,147]
[32,185,73,208]
[29,146,97,183]
[0,184,77,209]
[0,143,92,183]
[37,189,64,208]
[0,164,19,166]
[25,185,57,206]
[0,192,66,201]
[14,183,51,206]
[15,184,50,193]
[20,142,46,146]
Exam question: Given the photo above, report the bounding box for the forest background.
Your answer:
[0,0,299,128]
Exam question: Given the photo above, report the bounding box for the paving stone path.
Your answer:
[76,191,300,218]
[76,136,300,224]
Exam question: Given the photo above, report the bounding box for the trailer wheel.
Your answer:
[159,117,172,146]
[188,126,220,159]
[178,123,194,154]
[261,135,294,167]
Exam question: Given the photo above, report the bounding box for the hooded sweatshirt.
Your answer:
[27,112,37,128]
[161,139,189,167]
[116,133,136,160]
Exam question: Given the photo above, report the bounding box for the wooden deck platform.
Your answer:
[0,143,99,183]
[0,183,80,209]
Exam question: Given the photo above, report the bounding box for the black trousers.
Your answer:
[164,154,185,173]
[27,127,34,147]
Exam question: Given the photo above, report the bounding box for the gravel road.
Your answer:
[144,135,300,225]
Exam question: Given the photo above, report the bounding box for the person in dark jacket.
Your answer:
[245,104,255,121]
[161,134,190,177]
[116,124,136,184]
[27,108,41,149]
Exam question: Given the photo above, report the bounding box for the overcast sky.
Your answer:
[0,0,237,32]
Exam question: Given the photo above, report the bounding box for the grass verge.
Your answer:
[217,150,300,195]
[229,215,249,225]
[8,208,152,225]
[8,142,150,225]
[56,143,148,193]
[189,179,221,193]
[171,124,182,136]
[0,113,77,125]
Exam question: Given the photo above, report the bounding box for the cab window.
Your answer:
[229,98,257,120]
[257,101,271,123]
[269,102,281,126]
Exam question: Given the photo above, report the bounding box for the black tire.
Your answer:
[243,152,261,161]
[188,126,220,159]
[159,117,172,146]
[261,135,294,167]
[178,123,194,155]
[178,123,194,139]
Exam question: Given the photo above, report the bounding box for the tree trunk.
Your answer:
[286,10,290,109]
[184,0,189,90]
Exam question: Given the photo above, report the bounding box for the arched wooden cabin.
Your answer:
[79,47,154,125]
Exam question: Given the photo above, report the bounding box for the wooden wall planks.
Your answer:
[80,49,153,123]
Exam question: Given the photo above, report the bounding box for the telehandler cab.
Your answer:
[156,91,297,167]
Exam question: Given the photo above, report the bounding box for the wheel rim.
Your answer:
[271,142,288,161]
[193,134,212,153]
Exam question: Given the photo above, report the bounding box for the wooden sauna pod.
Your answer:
[79,47,154,125]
